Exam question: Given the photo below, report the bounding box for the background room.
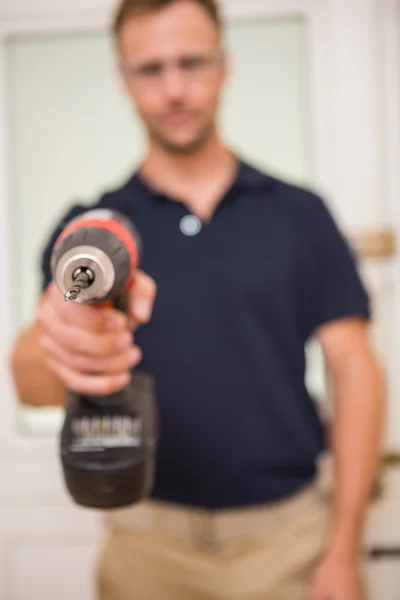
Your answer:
[0,0,400,598]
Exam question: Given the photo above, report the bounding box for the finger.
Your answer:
[59,303,128,333]
[38,306,132,357]
[129,270,157,326]
[46,283,128,332]
[45,357,132,396]
[40,333,142,374]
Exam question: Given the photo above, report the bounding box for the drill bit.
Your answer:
[65,286,82,302]
[64,270,92,302]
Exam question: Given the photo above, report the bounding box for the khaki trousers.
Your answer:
[96,482,331,600]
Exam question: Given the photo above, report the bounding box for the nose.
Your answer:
[162,65,186,101]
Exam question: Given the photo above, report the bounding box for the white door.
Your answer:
[0,1,398,599]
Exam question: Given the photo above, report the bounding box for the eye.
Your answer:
[138,62,163,77]
[179,56,206,71]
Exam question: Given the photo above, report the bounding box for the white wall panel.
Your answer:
[0,0,116,19]
[326,0,389,231]
[10,543,99,600]
[0,505,103,600]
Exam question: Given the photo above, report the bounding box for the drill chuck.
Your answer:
[51,209,140,305]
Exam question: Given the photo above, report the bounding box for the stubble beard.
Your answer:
[149,120,215,156]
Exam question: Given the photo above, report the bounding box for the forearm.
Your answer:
[327,354,385,558]
[10,323,66,407]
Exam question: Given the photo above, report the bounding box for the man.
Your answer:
[10,0,385,598]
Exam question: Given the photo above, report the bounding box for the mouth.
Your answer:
[164,112,192,126]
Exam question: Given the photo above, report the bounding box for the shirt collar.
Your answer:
[128,156,275,204]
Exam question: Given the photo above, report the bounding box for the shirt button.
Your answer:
[180,215,202,236]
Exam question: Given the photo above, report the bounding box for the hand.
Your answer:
[309,552,366,600]
[36,270,156,396]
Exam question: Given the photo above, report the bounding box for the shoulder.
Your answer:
[241,159,335,230]
[93,173,142,211]
[41,173,140,254]
[241,159,324,205]
[55,173,140,228]
[277,179,335,236]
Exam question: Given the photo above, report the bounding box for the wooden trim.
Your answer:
[380,452,400,468]
[349,231,397,259]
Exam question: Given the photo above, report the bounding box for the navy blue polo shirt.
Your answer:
[40,159,371,509]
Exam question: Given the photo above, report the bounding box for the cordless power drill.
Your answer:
[50,209,157,510]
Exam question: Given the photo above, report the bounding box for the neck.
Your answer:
[138,129,238,219]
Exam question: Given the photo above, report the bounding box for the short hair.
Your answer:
[113,0,222,37]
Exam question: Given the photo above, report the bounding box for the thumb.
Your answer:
[129,269,157,327]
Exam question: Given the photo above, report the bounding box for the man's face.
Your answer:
[118,0,227,153]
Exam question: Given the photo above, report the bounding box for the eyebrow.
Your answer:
[122,48,223,68]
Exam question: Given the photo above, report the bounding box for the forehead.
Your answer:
[118,1,220,61]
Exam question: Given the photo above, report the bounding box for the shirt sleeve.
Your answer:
[39,203,89,293]
[305,193,372,332]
